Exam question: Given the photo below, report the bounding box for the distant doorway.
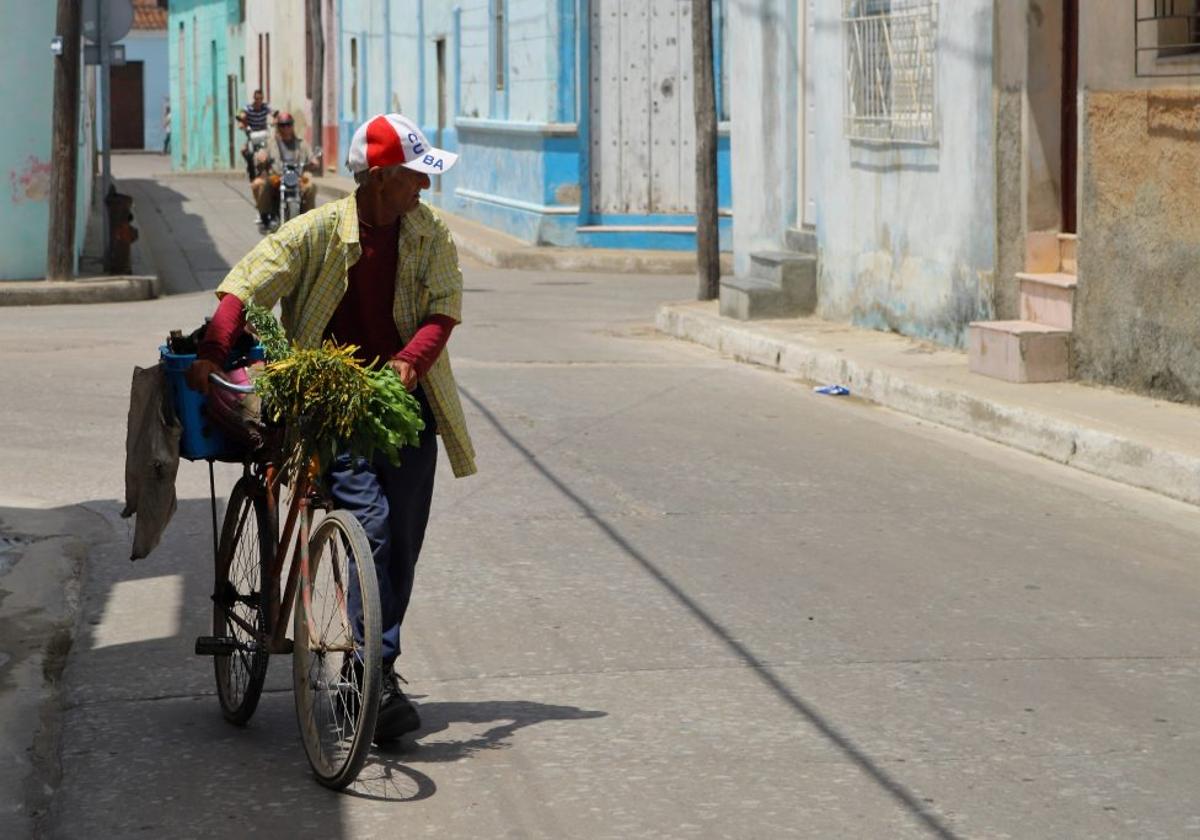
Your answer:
[1061,0,1079,233]
[589,0,697,215]
[111,60,145,149]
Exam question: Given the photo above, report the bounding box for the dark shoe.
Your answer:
[374,668,420,743]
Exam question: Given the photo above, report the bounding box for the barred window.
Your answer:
[494,0,506,92]
[1135,0,1200,76]
[842,0,937,145]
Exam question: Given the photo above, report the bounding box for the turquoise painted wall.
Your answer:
[0,4,92,280]
[169,0,240,171]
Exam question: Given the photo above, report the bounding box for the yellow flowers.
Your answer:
[249,311,425,483]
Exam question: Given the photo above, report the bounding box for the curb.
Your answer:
[0,498,106,837]
[165,168,245,180]
[657,302,1200,507]
[316,180,732,276]
[0,275,159,307]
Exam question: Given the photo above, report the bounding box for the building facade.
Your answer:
[243,0,339,166]
[1,4,94,281]
[727,0,1200,404]
[336,0,732,250]
[725,0,995,343]
[1072,1,1200,401]
[111,1,171,152]
[168,0,243,171]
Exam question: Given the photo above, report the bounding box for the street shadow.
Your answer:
[390,698,607,763]
[458,387,965,840]
[44,494,608,833]
[344,699,606,803]
[118,177,238,295]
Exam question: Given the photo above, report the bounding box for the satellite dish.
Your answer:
[83,0,135,46]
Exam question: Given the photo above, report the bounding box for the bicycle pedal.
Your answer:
[194,635,239,656]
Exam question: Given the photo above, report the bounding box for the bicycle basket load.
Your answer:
[160,323,266,460]
[244,303,426,484]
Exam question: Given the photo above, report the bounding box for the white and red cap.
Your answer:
[346,113,458,176]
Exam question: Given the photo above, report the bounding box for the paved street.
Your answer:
[4,156,1200,838]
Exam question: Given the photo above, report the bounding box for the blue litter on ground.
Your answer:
[814,384,851,396]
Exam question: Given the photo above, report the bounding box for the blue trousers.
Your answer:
[326,387,438,665]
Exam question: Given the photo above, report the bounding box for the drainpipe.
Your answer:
[384,0,393,112]
[418,0,426,126]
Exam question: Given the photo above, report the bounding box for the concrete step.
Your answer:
[749,251,817,312]
[1025,231,1061,273]
[1059,232,1077,275]
[1017,271,1077,330]
[784,226,817,254]
[967,320,1071,383]
[719,275,803,320]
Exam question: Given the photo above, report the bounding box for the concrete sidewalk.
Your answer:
[658,300,1200,507]
[0,497,109,837]
[0,165,160,306]
[316,176,733,275]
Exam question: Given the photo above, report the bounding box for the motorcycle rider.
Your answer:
[236,89,274,181]
[250,112,319,227]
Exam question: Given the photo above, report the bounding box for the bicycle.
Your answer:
[192,372,383,790]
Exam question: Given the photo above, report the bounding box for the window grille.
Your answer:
[1135,0,1200,76]
[494,0,506,92]
[842,0,937,145]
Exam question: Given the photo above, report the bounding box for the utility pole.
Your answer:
[47,0,83,282]
[99,1,113,271]
[308,0,325,175]
[692,0,719,301]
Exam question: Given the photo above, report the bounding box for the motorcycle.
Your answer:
[259,147,320,233]
[276,161,302,229]
[243,126,270,182]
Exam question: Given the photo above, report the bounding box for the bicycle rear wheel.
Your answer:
[213,475,273,725]
[293,510,381,790]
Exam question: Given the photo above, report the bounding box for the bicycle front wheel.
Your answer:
[293,510,381,790]
[213,475,273,725]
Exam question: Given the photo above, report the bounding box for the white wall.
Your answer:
[245,0,310,134]
[455,0,555,122]
[729,0,798,275]
[808,0,997,346]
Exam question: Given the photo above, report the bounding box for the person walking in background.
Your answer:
[162,99,171,154]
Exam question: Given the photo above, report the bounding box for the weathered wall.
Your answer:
[1074,89,1200,401]
[0,3,93,280]
[1084,0,1200,90]
[728,0,798,277]
[1025,0,1062,231]
[245,1,309,137]
[169,0,240,171]
[992,0,1025,323]
[809,0,996,347]
[1070,0,1200,401]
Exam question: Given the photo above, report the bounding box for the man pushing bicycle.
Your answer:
[187,113,476,744]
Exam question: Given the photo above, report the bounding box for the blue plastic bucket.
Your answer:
[160,344,264,461]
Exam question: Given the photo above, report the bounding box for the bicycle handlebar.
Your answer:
[208,372,256,395]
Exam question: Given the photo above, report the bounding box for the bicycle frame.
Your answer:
[213,462,311,655]
[200,373,375,789]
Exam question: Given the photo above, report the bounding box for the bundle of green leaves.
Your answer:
[244,304,425,480]
[244,301,289,362]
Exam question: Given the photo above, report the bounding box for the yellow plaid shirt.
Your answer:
[216,194,476,477]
